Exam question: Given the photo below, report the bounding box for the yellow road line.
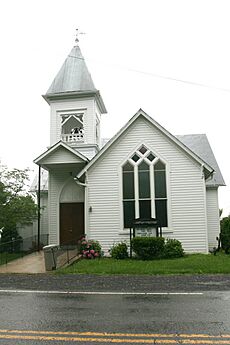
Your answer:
[180,342,230,345]
[0,334,171,343]
[0,329,229,339]
[1,334,230,344]
[0,329,175,337]
[151,340,230,345]
[1,329,230,344]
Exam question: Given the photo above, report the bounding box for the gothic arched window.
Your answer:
[122,145,168,228]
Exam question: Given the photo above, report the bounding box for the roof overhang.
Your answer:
[43,90,107,114]
[34,141,89,171]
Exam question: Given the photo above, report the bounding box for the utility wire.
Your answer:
[83,56,230,94]
[125,67,230,93]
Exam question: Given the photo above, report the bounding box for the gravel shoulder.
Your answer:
[0,273,230,292]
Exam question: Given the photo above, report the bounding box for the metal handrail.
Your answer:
[0,234,49,265]
[53,235,84,269]
[0,238,23,265]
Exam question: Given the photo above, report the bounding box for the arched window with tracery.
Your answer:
[122,145,168,228]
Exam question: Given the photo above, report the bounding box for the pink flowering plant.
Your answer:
[79,236,103,259]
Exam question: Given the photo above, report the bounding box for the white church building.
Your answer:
[34,39,225,254]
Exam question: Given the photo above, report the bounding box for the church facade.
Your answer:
[34,41,225,254]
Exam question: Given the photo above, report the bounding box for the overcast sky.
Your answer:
[0,0,229,215]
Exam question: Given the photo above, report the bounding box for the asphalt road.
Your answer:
[1,274,230,344]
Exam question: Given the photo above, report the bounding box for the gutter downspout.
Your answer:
[37,165,41,251]
[74,176,88,239]
[74,177,88,187]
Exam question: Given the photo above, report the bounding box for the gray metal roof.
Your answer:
[176,134,225,187]
[46,45,97,94]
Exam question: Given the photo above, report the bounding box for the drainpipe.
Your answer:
[37,165,41,251]
[74,177,88,187]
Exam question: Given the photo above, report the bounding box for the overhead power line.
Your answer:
[86,56,230,93]
[126,67,230,93]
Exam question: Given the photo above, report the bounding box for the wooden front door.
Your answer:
[60,203,84,245]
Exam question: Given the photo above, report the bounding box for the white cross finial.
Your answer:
[75,28,86,45]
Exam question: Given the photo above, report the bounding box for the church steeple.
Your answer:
[45,45,97,95]
[43,38,107,159]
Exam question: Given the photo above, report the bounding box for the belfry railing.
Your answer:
[61,133,84,143]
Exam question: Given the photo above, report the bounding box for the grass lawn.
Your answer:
[0,252,22,265]
[58,252,230,275]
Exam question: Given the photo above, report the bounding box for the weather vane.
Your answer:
[75,28,86,45]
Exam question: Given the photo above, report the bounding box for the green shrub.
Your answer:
[220,216,230,253]
[109,242,129,259]
[131,237,165,260]
[163,239,184,258]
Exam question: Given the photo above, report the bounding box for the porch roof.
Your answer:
[34,141,89,170]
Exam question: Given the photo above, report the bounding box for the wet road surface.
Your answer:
[1,274,230,344]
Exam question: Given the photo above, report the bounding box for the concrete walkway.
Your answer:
[0,251,46,274]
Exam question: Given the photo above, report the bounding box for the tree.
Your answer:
[220,214,230,253]
[0,165,37,244]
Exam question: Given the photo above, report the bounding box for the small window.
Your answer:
[154,160,165,171]
[155,200,168,227]
[154,170,167,198]
[123,201,135,228]
[138,145,147,155]
[147,153,155,162]
[138,161,149,171]
[123,162,134,171]
[139,200,151,219]
[131,154,140,162]
[123,163,134,199]
[138,164,150,198]
[154,160,167,226]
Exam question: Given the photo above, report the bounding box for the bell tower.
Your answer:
[43,33,107,159]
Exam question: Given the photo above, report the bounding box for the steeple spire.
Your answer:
[43,33,107,114]
[45,44,96,95]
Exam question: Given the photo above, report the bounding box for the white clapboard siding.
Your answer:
[77,146,98,160]
[49,98,96,146]
[87,116,208,254]
[40,146,84,165]
[206,188,220,249]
